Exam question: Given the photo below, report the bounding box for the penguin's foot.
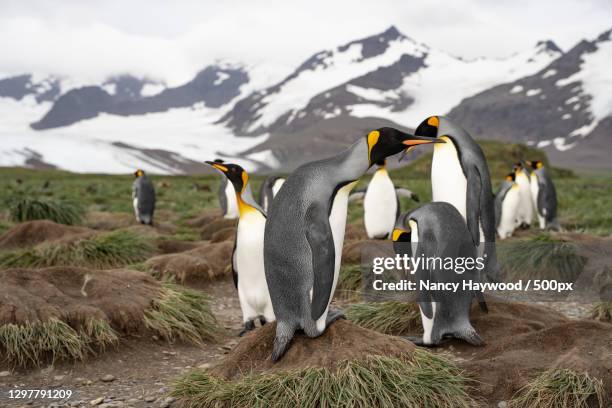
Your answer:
[519,222,530,230]
[325,308,346,325]
[239,320,256,337]
[454,327,485,346]
[259,317,268,326]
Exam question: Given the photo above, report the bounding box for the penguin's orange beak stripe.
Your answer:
[211,163,229,172]
[402,139,437,146]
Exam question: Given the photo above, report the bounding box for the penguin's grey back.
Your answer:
[535,167,557,224]
[133,176,156,224]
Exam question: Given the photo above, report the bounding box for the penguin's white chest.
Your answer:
[272,178,285,196]
[530,174,540,212]
[133,198,140,221]
[431,142,467,219]
[516,172,533,224]
[364,170,397,238]
[498,186,520,239]
[235,211,272,318]
[315,181,356,332]
[224,181,239,219]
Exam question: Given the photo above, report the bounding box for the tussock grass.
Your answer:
[336,264,363,300]
[589,302,612,322]
[172,349,474,408]
[0,318,118,367]
[144,283,221,345]
[0,230,154,269]
[510,368,605,408]
[8,197,84,225]
[498,234,587,282]
[346,301,421,335]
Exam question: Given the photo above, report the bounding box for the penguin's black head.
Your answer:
[526,160,543,170]
[505,172,516,182]
[134,169,145,178]
[512,162,523,173]
[366,127,440,167]
[414,116,440,138]
[205,159,248,193]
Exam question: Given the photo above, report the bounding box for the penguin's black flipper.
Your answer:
[465,165,482,245]
[231,239,238,289]
[305,203,336,322]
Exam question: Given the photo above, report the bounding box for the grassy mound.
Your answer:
[498,234,587,282]
[0,229,154,269]
[590,302,612,322]
[509,368,605,408]
[8,197,84,225]
[336,264,362,299]
[0,268,221,367]
[346,301,421,334]
[172,350,474,408]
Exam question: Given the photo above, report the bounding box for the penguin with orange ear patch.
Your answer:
[132,169,156,225]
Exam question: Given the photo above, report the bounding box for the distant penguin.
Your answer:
[264,127,440,361]
[205,160,275,335]
[526,160,559,230]
[495,173,520,239]
[132,169,156,225]
[392,202,485,346]
[212,160,239,219]
[513,162,534,228]
[362,159,419,239]
[258,175,286,213]
[415,115,499,283]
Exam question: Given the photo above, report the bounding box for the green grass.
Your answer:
[346,301,421,335]
[144,283,222,345]
[497,233,587,282]
[0,318,119,367]
[509,368,605,408]
[171,349,474,408]
[7,197,84,225]
[590,302,612,322]
[0,229,154,269]
[336,264,363,300]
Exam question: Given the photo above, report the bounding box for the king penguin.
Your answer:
[513,162,534,228]
[258,175,286,213]
[132,169,156,225]
[415,115,499,283]
[495,172,520,239]
[206,160,275,335]
[361,159,419,239]
[392,202,485,347]
[526,160,559,230]
[212,160,239,219]
[264,127,440,361]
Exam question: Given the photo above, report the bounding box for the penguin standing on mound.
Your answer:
[526,160,559,230]
[212,160,239,219]
[132,169,156,225]
[205,160,275,335]
[392,202,485,346]
[264,128,440,361]
[360,159,419,239]
[258,175,286,213]
[415,115,499,283]
[495,173,520,239]
[513,162,535,228]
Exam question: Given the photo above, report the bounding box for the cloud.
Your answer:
[0,0,610,85]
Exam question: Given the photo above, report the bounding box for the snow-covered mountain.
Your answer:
[1,26,609,174]
[448,29,612,170]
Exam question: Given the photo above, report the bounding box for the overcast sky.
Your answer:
[0,0,610,86]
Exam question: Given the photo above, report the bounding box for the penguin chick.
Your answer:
[392,202,485,347]
[132,169,156,225]
[205,160,275,335]
[526,160,559,231]
[264,127,441,361]
[495,172,520,239]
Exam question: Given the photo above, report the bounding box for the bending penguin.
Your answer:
[258,175,286,213]
[494,172,520,239]
[132,169,156,225]
[360,159,419,239]
[526,160,559,230]
[392,202,485,346]
[513,162,534,228]
[415,115,499,283]
[205,160,275,335]
[264,128,440,361]
[212,160,239,219]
